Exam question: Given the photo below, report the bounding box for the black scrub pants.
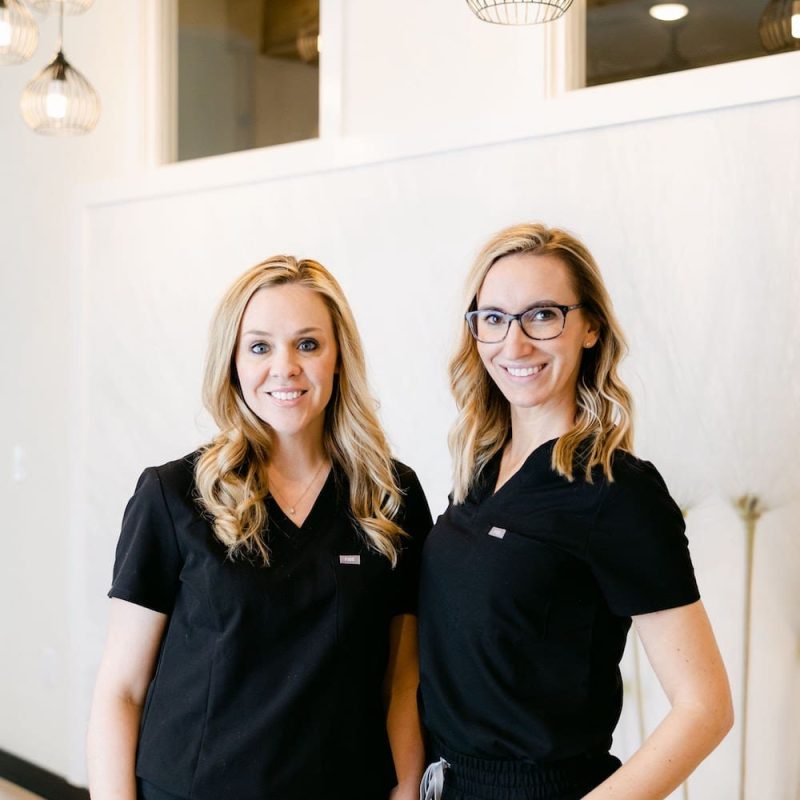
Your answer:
[433,742,621,800]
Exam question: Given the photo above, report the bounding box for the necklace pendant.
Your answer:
[288,507,296,515]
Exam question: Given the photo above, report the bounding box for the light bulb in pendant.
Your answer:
[0,10,11,47]
[0,0,39,64]
[45,79,67,119]
[649,3,689,22]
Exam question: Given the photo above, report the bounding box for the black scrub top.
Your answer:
[109,452,432,800]
[418,438,699,764]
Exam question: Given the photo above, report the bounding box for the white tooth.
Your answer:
[506,365,546,377]
[272,391,302,400]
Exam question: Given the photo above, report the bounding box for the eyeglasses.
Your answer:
[465,303,585,343]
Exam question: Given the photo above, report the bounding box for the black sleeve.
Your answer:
[587,459,699,617]
[390,466,433,617]
[108,467,183,615]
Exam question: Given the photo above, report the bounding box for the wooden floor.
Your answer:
[0,778,43,800]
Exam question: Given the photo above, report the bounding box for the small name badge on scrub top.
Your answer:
[487,526,506,539]
[339,554,361,565]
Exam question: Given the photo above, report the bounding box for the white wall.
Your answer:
[77,95,800,799]
[340,0,545,137]
[0,3,145,781]
[1,3,799,797]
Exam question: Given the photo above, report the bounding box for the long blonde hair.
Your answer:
[195,256,405,565]
[449,223,634,502]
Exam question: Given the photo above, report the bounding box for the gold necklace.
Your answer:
[268,460,328,516]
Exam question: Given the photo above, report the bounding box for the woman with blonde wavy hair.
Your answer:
[417,224,732,800]
[88,256,431,800]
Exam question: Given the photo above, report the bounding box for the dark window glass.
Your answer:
[586,0,797,87]
[177,0,319,162]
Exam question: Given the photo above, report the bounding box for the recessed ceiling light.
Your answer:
[649,3,689,22]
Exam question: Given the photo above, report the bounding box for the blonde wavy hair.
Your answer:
[449,223,634,503]
[195,256,405,565]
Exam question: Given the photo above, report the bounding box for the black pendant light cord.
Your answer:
[53,1,66,78]
[57,0,63,52]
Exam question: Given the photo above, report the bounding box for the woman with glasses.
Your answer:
[418,224,732,800]
[87,257,430,800]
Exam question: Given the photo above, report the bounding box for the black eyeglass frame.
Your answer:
[465,303,586,343]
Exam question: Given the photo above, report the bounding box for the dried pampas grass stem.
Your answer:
[734,493,765,800]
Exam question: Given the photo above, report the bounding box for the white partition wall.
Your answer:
[75,96,800,798]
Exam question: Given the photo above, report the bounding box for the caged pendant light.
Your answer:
[296,23,319,64]
[0,0,39,64]
[27,0,94,15]
[758,0,800,52]
[466,0,573,24]
[20,0,98,134]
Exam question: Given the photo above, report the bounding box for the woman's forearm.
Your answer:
[88,599,168,799]
[384,614,425,800]
[386,682,425,799]
[86,688,144,799]
[582,700,733,800]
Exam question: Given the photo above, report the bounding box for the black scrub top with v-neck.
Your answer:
[109,451,432,800]
[418,439,699,767]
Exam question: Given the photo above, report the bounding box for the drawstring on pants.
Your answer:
[420,757,450,800]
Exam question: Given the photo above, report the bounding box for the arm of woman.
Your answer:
[87,598,168,800]
[582,599,733,800]
[384,613,426,800]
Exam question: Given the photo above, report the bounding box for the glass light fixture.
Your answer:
[759,0,800,51]
[296,23,319,63]
[20,2,99,134]
[465,0,573,25]
[0,0,38,64]
[648,3,689,22]
[27,0,93,15]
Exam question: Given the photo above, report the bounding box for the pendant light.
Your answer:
[0,0,38,64]
[465,0,573,25]
[296,23,319,64]
[27,0,93,14]
[759,0,800,52]
[20,0,98,134]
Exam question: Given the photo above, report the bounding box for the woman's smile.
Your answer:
[500,363,548,379]
[266,387,308,403]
